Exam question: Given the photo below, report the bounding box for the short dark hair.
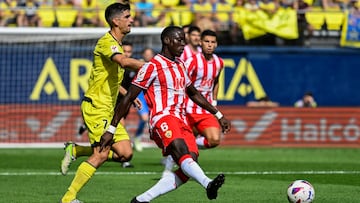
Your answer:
[105,3,130,27]
[122,41,133,46]
[201,29,217,39]
[182,24,190,30]
[161,26,183,43]
[188,26,201,34]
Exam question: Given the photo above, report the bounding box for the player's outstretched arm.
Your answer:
[186,84,231,133]
[112,54,145,71]
[99,85,143,151]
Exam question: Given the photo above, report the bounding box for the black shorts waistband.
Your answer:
[82,96,92,103]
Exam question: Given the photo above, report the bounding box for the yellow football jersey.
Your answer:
[85,32,125,112]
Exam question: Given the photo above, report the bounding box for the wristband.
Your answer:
[211,100,217,106]
[107,125,116,134]
[214,111,223,119]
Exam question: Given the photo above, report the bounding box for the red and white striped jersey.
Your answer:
[180,44,202,61]
[185,53,224,114]
[132,54,192,128]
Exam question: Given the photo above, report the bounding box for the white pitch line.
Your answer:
[0,171,359,176]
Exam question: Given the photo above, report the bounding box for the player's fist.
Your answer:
[219,117,231,134]
[99,132,114,152]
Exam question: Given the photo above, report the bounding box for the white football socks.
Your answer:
[180,157,211,188]
[136,170,183,202]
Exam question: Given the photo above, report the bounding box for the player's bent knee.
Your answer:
[208,138,220,148]
[112,151,133,162]
[122,152,133,162]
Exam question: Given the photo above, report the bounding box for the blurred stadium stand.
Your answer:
[0,0,359,47]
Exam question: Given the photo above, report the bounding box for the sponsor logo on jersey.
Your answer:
[111,45,119,53]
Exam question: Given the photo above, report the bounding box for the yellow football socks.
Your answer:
[108,150,114,161]
[74,145,92,158]
[74,145,114,161]
[61,162,96,202]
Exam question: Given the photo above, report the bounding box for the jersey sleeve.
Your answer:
[95,36,123,60]
[132,62,156,89]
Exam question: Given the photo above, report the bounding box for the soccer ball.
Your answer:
[287,180,315,203]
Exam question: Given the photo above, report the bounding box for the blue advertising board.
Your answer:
[1,45,360,106]
[217,47,360,106]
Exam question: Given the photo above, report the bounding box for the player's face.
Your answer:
[114,10,133,34]
[188,31,200,47]
[200,35,217,55]
[169,30,186,57]
[123,45,133,58]
[142,49,154,62]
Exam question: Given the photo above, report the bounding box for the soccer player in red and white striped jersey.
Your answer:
[161,29,225,174]
[180,25,202,61]
[185,29,225,149]
[99,26,231,203]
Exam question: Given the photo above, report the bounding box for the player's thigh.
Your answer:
[188,113,220,134]
[152,116,197,155]
[202,127,222,141]
[197,114,221,140]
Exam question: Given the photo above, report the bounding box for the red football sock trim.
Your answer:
[178,154,192,165]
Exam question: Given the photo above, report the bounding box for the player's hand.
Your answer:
[133,98,142,110]
[99,132,114,152]
[219,117,231,134]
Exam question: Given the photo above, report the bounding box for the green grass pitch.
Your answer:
[0,147,359,202]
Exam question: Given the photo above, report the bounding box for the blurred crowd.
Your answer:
[0,0,359,45]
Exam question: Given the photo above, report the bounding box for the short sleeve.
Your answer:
[132,62,155,89]
[95,35,123,60]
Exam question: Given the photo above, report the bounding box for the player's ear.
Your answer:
[111,17,120,27]
[164,36,170,45]
[111,18,117,27]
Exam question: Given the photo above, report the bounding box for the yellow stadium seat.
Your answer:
[37,6,56,27]
[147,0,161,5]
[216,3,232,23]
[233,6,246,27]
[325,11,344,30]
[151,5,172,27]
[303,0,314,5]
[161,0,180,7]
[170,6,194,26]
[305,11,325,30]
[98,9,107,27]
[225,0,236,6]
[55,6,78,27]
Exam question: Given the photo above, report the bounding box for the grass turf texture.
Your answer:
[0,147,359,202]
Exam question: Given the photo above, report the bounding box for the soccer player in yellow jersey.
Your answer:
[60,3,144,203]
